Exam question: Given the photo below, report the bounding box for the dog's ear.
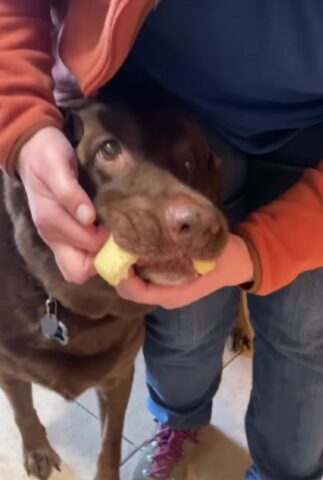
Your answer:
[60,109,84,148]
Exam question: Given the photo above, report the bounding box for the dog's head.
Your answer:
[64,101,228,285]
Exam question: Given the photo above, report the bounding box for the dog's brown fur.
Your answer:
[0,98,230,480]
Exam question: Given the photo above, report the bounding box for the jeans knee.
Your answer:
[145,287,240,352]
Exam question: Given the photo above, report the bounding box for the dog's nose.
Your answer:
[164,195,220,248]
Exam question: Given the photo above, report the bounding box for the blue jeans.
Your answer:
[144,124,323,480]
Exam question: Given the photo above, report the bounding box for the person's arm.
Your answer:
[0,1,107,284]
[235,160,323,295]
[0,0,63,175]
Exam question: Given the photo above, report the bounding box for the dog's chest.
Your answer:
[2,303,143,399]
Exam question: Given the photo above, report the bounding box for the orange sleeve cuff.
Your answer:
[234,235,262,293]
[5,118,63,176]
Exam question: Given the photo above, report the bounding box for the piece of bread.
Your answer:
[192,259,217,275]
[94,236,138,286]
[95,235,216,285]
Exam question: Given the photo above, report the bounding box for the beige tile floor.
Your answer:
[0,348,253,480]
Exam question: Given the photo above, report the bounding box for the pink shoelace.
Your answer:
[145,425,198,479]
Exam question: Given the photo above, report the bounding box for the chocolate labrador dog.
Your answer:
[0,91,229,480]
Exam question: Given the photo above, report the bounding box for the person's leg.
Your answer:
[244,123,323,480]
[246,268,323,480]
[145,287,240,429]
[131,288,241,480]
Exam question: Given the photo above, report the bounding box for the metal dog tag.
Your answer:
[40,312,59,338]
[40,298,69,346]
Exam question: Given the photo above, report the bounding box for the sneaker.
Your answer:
[132,424,198,480]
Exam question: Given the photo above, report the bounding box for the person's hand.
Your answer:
[17,127,108,284]
[116,234,254,309]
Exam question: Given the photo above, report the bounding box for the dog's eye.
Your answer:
[99,140,121,160]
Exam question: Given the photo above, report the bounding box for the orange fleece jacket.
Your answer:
[0,0,322,295]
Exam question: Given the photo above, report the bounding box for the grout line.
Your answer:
[122,436,137,449]
[121,444,143,465]
[223,350,242,369]
[75,400,98,419]
[75,400,139,453]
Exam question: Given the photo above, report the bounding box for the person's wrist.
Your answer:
[16,126,63,179]
[233,234,255,285]
[234,234,263,291]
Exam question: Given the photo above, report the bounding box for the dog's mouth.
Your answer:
[133,254,204,286]
[108,226,226,286]
[100,203,227,286]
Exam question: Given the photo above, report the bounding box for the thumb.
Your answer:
[47,153,95,226]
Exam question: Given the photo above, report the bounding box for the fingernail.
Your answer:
[76,204,92,225]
